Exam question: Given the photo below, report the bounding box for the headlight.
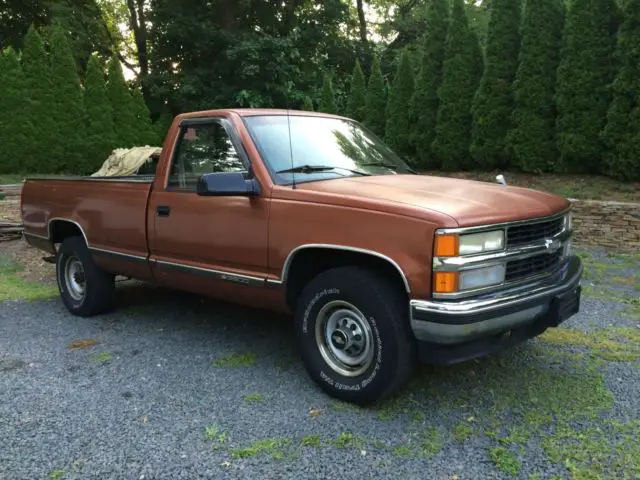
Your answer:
[564,212,572,231]
[459,230,505,255]
[459,264,506,290]
[434,230,505,257]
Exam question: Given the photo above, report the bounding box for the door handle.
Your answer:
[157,205,171,217]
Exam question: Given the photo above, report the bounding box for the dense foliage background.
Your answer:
[0,0,638,180]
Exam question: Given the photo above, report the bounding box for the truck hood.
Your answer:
[296,174,570,227]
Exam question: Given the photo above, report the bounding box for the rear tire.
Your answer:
[294,266,417,405]
[56,236,115,317]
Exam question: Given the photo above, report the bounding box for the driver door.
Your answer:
[147,116,270,299]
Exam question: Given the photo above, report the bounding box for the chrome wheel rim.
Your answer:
[64,255,86,301]
[315,300,375,377]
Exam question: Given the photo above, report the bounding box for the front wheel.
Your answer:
[294,267,417,405]
[56,236,115,316]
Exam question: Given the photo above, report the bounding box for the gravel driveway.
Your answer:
[1,246,638,480]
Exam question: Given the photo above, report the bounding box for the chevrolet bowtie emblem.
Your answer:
[545,238,561,252]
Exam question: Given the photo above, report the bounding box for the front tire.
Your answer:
[56,236,115,316]
[294,267,417,405]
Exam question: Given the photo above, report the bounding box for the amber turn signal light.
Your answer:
[433,272,458,294]
[434,234,459,257]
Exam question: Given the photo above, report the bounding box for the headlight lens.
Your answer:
[459,264,506,291]
[459,230,505,255]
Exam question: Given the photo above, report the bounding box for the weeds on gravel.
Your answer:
[213,352,256,368]
[48,470,64,480]
[540,327,640,362]
[453,420,475,443]
[204,425,227,449]
[92,352,112,364]
[243,393,264,403]
[334,432,364,450]
[542,420,640,479]
[0,253,57,302]
[300,435,322,448]
[230,438,291,459]
[490,447,521,476]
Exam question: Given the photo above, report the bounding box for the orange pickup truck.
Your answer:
[21,109,583,404]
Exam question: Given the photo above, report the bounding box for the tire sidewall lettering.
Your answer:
[302,288,339,334]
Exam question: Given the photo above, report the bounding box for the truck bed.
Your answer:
[21,176,153,264]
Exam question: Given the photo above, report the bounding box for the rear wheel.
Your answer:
[294,266,417,405]
[56,236,115,316]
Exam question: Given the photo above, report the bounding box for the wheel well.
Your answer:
[284,248,409,309]
[49,220,85,247]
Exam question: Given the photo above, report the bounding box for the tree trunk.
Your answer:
[356,0,368,46]
[126,0,150,103]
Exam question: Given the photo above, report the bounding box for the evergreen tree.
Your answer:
[555,0,619,174]
[153,110,174,145]
[346,59,366,122]
[106,56,140,148]
[84,54,115,172]
[21,25,57,173]
[131,88,158,145]
[411,0,450,169]
[385,49,415,158]
[508,0,565,173]
[364,56,387,137]
[470,0,522,169]
[432,0,484,170]
[302,96,314,111]
[601,0,640,181]
[0,48,32,174]
[318,74,338,114]
[49,25,87,174]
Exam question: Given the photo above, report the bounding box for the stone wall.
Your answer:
[569,199,640,253]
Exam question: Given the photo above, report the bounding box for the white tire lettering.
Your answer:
[302,288,339,334]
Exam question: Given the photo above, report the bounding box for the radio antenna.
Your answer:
[286,102,296,190]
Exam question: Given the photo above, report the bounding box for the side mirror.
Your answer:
[196,172,260,197]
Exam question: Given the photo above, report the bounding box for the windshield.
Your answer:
[243,115,415,184]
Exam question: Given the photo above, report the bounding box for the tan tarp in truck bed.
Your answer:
[91,147,162,177]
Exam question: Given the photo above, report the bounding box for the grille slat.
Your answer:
[505,250,563,282]
[507,217,564,247]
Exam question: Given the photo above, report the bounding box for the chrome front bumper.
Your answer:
[410,255,583,346]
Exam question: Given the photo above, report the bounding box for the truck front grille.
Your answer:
[505,250,563,282]
[507,217,564,247]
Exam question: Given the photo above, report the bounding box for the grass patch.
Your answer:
[0,254,58,302]
[243,393,264,403]
[334,432,363,450]
[48,470,64,480]
[419,427,444,458]
[204,424,227,449]
[92,352,112,364]
[300,434,322,448]
[454,420,475,443]
[328,399,362,412]
[540,327,640,362]
[490,447,521,476]
[230,438,291,459]
[542,420,640,479]
[392,444,412,458]
[212,352,256,368]
[0,174,26,184]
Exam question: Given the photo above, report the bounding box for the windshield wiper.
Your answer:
[275,164,371,176]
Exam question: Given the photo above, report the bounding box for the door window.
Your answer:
[168,120,247,190]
